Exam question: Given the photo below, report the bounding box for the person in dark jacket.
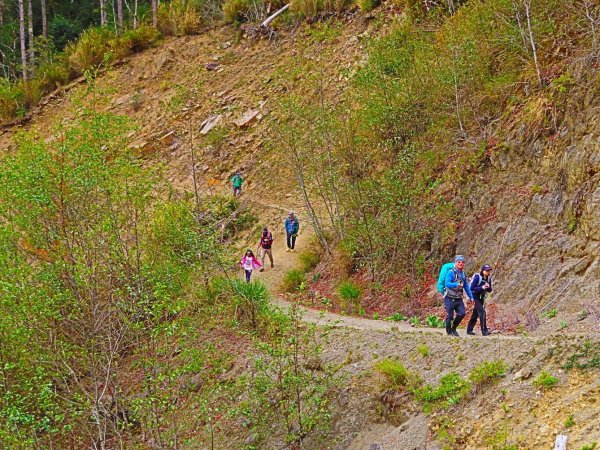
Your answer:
[467,264,493,336]
[443,255,474,337]
[284,211,299,252]
[258,227,274,271]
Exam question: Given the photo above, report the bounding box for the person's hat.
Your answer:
[288,210,294,215]
[454,255,465,262]
[481,264,492,271]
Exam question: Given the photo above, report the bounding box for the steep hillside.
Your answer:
[1,3,599,449]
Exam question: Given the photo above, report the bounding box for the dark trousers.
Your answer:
[233,186,242,197]
[244,269,252,282]
[286,233,297,249]
[444,296,466,332]
[467,298,488,333]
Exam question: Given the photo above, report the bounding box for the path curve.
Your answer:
[246,201,524,341]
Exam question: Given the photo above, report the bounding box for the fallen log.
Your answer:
[261,3,290,28]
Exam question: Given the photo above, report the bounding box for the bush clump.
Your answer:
[338,280,361,301]
[357,0,380,12]
[282,269,306,292]
[532,371,558,390]
[414,372,471,410]
[158,0,202,36]
[374,359,409,388]
[298,248,321,272]
[468,360,506,386]
[223,0,254,23]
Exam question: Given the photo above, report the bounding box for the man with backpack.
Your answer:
[437,261,456,296]
[284,211,299,252]
[467,264,493,336]
[258,227,274,271]
[443,255,474,337]
[230,171,243,197]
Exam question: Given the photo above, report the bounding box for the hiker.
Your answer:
[284,211,299,252]
[437,260,456,296]
[443,255,474,337]
[240,249,262,282]
[231,171,243,197]
[467,264,493,336]
[258,227,274,271]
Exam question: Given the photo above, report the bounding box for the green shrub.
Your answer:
[121,25,161,52]
[425,314,445,328]
[282,269,306,292]
[20,79,44,110]
[65,27,117,75]
[417,344,429,357]
[357,0,379,12]
[580,443,597,450]
[338,281,361,301]
[38,59,70,91]
[544,308,558,319]
[409,316,421,326]
[386,312,407,321]
[222,0,255,23]
[414,372,471,410]
[564,415,575,428]
[374,359,409,388]
[0,78,25,121]
[291,0,353,18]
[532,371,558,390]
[158,0,202,36]
[299,248,320,272]
[468,360,506,386]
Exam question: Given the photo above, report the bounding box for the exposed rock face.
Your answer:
[459,63,600,317]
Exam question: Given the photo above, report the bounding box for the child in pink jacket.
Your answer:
[240,249,262,282]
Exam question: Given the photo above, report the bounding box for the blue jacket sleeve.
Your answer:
[445,270,459,289]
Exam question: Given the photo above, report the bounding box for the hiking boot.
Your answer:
[286,248,291,252]
[259,268,264,272]
[451,329,460,337]
[271,263,274,268]
[482,330,492,336]
[466,330,475,336]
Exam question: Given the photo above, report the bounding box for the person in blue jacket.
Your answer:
[443,255,474,337]
[284,211,300,252]
[467,264,493,336]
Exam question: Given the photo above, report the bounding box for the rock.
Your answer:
[235,109,261,128]
[205,62,220,71]
[159,131,176,146]
[199,115,223,135]
[113,94,131,107]
[243,433,258,446]
[368,445,382,450]
[513,367,532,381]
[154,50,174,75]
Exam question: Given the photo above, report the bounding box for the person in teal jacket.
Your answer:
[231,172,243,197]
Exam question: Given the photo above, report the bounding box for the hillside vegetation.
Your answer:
[0,0,598,448]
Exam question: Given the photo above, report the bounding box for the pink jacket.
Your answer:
[240,255,262,270]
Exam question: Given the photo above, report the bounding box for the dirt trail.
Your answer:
[246,199,524,341]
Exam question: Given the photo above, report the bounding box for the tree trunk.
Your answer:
[40,0,47,38]
[117,0,123,31]
[523,0,543,86]
[152,0,158,28]
[100,0,107,26]
[27,0,34,77]
[18,0,27,80]
[0,0,4,27]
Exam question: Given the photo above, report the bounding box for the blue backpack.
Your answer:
[437,262,455,294]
